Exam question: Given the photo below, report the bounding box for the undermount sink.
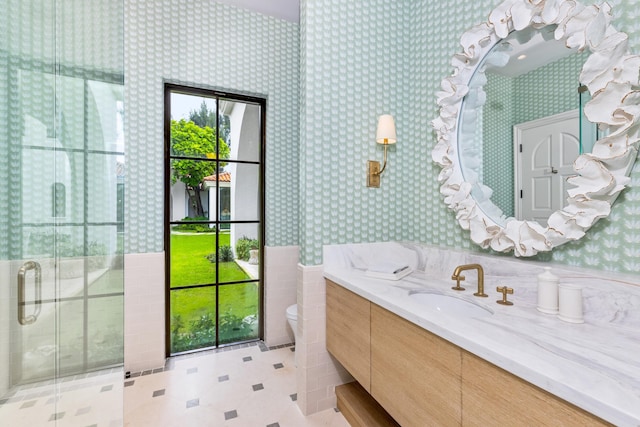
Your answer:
[409,292,493,318]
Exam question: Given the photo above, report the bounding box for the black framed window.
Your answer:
[165,84,265,355]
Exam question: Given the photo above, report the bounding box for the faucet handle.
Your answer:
[451,275,466,291]
[496,286,514,306]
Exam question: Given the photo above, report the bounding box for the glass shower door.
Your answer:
[0,0,124,425]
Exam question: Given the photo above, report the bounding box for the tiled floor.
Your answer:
[0,367,124,426]
[0,341,347,426]
[124,341,350,426]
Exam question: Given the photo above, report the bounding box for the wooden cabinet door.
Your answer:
[371,304,462,427]
[461,351,611,427]
[326,280,371,391]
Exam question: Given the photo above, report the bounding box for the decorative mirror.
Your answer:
[432,0,640,256]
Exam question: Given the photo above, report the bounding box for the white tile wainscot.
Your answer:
[124,252,166,373]
[323,242,640,426]
[296,263,353,416]
[264,245,299,347]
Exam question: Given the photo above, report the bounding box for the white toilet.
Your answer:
[286,304,297,342]
[286,304,298,367]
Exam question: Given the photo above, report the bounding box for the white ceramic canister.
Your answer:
[558,283,584,323]
[537,267,559,314]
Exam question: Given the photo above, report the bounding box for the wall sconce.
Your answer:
[367,114,397,188]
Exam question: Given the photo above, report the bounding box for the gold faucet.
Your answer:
[451,264,488,297]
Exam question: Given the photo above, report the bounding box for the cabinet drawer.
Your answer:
[371,304,462,427]
[326,280,371,390]
[461,351,611,427]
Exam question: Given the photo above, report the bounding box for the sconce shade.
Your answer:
[376,114,397,145]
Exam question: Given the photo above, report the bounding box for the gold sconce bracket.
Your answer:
[367,160,381,188]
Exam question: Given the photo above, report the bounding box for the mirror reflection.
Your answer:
[458,26,597,226]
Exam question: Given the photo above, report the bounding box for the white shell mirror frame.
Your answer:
[432,0,640,257]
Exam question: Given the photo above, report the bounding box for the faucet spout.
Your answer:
[451,264,487,297]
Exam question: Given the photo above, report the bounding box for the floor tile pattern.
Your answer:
[0,367,123,426]
[125,342,349,426]
[1,342,347,426]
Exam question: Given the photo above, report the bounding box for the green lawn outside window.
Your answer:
[169,233,258,352]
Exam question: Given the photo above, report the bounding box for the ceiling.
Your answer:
[489,27,577,77]
[216,0,300,23]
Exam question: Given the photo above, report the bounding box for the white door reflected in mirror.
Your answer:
[515,110,579,225]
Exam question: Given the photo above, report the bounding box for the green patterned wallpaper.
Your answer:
[483,72,515,217]
[299,0,410,264]
[124,0,300,253]
[300,0,640,273]
[299,0,490,265]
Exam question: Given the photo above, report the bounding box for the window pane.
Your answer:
[19,72,85,150]
[23,226,56,259]
[219,282,259,345]
[58,299,85,375]
[89,266,124,296]
[17,300,57,382]
[22,150,85,224]
[55,225,86,300]
[226,162,260,221]
[87,81,124,152]
[52,182,66,217]
[170,232,217,288]
[88,225,123,296]
[57,75,86,150]
[229,223,261,282]
[88,153,123,223]
[221,100,261,162]
[217,235,253,284]
[52,225,83,254]
[88,296,124,368]
[18,70,56,150]
[169,93,219,159]
[170,158,218,222]
[170,287,216,353]
[65,151,87,224]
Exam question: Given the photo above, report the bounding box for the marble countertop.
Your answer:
[323,242,640,427]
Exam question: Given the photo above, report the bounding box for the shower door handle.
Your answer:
[18,261,42,325]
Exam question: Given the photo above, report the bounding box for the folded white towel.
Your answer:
[366,261,410,275]
[365,262,412,281]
